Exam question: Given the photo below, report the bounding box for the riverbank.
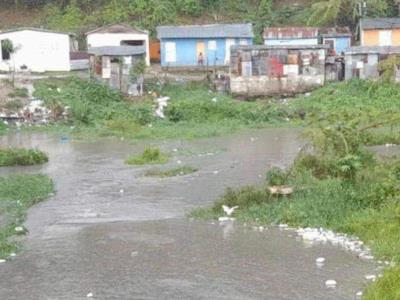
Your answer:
[0,174,54,258]
[191,80,400,299]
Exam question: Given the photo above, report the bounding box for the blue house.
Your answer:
[320,27,352,55]
[156,24,254,68]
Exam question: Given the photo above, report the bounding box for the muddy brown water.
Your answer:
[0,129,376,300]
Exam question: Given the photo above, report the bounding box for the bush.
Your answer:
[3,99,23,110]
[125,147,169,165]
[8,87,28,98]
[266,167,287,186]
[0,148,48,166]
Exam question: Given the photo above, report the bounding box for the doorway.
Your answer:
[196,41,205,64]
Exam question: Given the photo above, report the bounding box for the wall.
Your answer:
[362,29,400,46]
[0,30,71,72]
[160,37,252,67]
[87,33,150,66]
[230,46,326,96]
[345,53,379,80]
[323,36,351,55]
[264,38,319,46]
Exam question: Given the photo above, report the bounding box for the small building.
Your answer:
[156,23,254,68]
[345,46,400,80]
[88,46,146,96]
[149,40,161,63]
[86,24,150,66]
[320,27,352,56]
[360,18,400,46]
[0,27,76,72]
[263,27,319,46]
[229,44,329,97]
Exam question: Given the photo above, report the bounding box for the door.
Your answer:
[196,41,205,64]
[225,38,235,64]
[165,42,176,63]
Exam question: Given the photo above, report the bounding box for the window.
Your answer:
[379,30,392,46]
[165,42,176,63]
[208,40,217,50]
[1,40,11,61]
[239,39,248,45]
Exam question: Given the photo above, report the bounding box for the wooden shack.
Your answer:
[88,46,146,96]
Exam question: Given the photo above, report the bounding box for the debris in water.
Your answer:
[177,160,182,165]
[325,280,337,288]
[278,224,289,229]
[356,291,363,298]
[131,251,139,257]
[213,170,219,175]
[86,292,93,298]
[0,259,6,264]
[218,217,235,222]
[365,274,376,281]
[222,205,238,216]
[119,189,124,194]
[316,257,325,264]
[9,253,16,257]
[15,226,24,233]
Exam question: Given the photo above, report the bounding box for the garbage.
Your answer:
[316,257,325,264]
[86,292,93,298]
[154,96,170,119]
[218,216,235,222]
[364,274,376,281]
[325,280,337,288]
[15,226,24,233]
[0,259,6,264]
[268,186,294,196]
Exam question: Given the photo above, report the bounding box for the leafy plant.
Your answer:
[125,147,169,165]
[0,148,48,166]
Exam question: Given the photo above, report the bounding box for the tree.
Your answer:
[1,39,18,86]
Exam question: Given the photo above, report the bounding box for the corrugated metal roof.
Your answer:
[157,23,254,39]
[86,24,148,35]
[345,46,400,54]
[0,27,74,36]
[360,18,400,30]
[263,27,318,39]
[232,44,329,51]
[88,46,146,56]
[320,27,352,37]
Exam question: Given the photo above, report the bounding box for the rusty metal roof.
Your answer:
[263,27,318,39]
[157,23,254,39]
[86,24,148,35]
[320,27,352,37]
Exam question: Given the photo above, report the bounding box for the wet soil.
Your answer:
[0,129,376,299]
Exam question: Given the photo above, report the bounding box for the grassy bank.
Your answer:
[0,148,48,166]
[0,174,54,258]
[191,80,400,299]
[31,77,289,141]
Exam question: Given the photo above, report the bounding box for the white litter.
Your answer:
[325,280,337,288]
[365,274,377,281]
[218,217,235,222]
[213,170,219,175]
[177,160,182,165]
[0,259,6,264]
[9,253,16,257]
[356,291,363,298]
[119,189,124,194]
[86,292,93,298]
[154,96,170,119]
[211,97,217,103]
[15,227,24,232]
[316,257,325,264]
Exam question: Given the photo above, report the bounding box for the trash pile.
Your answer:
[154,96,170,119]
[0,99,68,126]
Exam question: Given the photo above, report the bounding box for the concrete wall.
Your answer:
[345,53,379,80]
[160,37,252,67]
[230,47,326,96]
[87,32,150,66]
[264,38,318,46]
[0,30,71,72]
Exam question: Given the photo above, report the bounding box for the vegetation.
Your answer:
[191,79,400,298]
[32,77,288,140]
[145,166,198,177]
[0,148,48,166]
[125,147,169,165]
[7,87,29,98]
[0,174,54,258]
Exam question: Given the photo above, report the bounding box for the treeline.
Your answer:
[1,0,399,41]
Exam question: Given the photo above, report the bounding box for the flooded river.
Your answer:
[0,129,376,299]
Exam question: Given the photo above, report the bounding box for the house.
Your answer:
[344,46,400,80]
[229,44,329,97]
[156,24,254,68]
[320,27,352,55]
[88,46,146,96]
[360,18,400,46]
[0,27,76,72]
[263,27,319,46]
[86,24,150,66]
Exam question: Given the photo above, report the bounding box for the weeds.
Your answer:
[144,166,197,177]
[125,148,169,165]
[3,99,23,110]
[7,87,28,98]
[0,174,54,258]
[0,148,48,166]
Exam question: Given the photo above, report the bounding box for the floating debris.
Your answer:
[15,226,24,233]
[218,217,235,222]
[86,292,93,298]
[0,259,6,264]
[222,205,238,216]
[325,280,337,288]
[364,274,377,282]
[316,257,326,264]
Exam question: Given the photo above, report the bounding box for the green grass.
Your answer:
[0,148,48,166]
[144,166,197,177]
[125,148,169,165]
[3,99,23,110]
[364,266,400,300]
[0,174,54,258]
[7,87,29,98]
[31,77,289,141]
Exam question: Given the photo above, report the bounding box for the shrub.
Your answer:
[125,147,169,165]
[3,99,23,110]
[8,87,28,98]
[0,148,48,166]
[266,167,287,186]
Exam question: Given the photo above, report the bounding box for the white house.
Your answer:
[86,24,150,66]
[0,28,75,72]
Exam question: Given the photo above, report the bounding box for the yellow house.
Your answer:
[360,18,400,46]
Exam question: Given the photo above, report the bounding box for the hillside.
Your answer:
[0,0,398,43]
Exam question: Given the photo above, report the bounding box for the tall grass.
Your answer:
[125,148,169,165]
[0,148,48,166]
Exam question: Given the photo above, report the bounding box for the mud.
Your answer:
[0,129,376,299]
